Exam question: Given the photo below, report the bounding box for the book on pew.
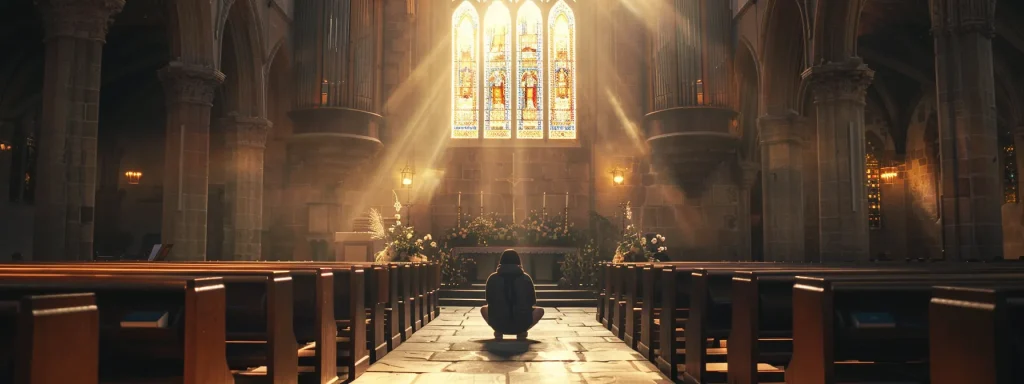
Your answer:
[120,311,169,328]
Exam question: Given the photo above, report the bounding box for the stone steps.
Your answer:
[439,283,596,307]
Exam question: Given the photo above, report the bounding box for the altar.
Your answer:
[451,246,577,283]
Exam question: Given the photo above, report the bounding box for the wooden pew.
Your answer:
[596,261,607,324]
[929,284,1024,384]
[787,273,1024,384]
[654,262,812,380]
[0,274,231,383]
[1,293,99,384]
[0,265,299,384]
[81,260,383,374]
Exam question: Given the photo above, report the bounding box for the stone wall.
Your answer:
[903,95,942,259]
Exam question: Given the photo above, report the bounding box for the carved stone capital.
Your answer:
[158,62,225,106]
[757,112,806,146]
[222,115,273,150]
[929,0,996,37]
[802,59,875,105]
[36,0,124,41]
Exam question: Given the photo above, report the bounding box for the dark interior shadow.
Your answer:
[479,339,541,358]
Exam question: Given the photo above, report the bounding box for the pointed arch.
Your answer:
[452,1,480,139]
[483,1,512,139]
[547,0,576,140]
[516,0,543,139]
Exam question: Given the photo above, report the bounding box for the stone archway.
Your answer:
[760,0,807,115]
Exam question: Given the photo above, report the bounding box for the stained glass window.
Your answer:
[548,1,576,140]
[866,153,882,229]
[451,0,577,142]
[516,1,543,139]
[1005,143,1018,203]
[452,2,480,139]
[483,2,512,139]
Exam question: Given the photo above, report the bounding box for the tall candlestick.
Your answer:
[543,192,547,208]
[458,191,461,207]
[565,192,569,206]
[480,190,484,210]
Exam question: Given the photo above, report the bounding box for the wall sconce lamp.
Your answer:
[611,168,625,186]
[125,170,142,185]
[401,164,415,188]
[0,142,11,152]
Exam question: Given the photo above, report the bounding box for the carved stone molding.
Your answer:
[222,115,273,149]
[802,59,875,105]
[929,0,996,37]
[36,0,125,41]
[757,112,806,146]
[158,62,226,106]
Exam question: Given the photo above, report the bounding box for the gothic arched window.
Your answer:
[451,0,577,141]
[866,152,882,229]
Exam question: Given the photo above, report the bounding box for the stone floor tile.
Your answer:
[509,371,584,384]
[405,335,441,343]
[556,307,589,312]
[365,360,452,373]
[580,351,645,361]
[578,343,636,352]
[395,342,454,351]
[580,372,672,383]
[557,337,612,343]
[524,362,570,372]
[358,308,671,384]
[411,372,505,384]
[442,361,526,373]
[378,351,436,361]
[415,329,459,336]
[565,361,638,373]
[630,360,659,372]
[350,372,419,384]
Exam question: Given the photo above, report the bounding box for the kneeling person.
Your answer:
[481,249,544,340]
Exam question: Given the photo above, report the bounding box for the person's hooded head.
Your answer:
[497,249,525,275]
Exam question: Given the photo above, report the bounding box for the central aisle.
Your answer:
[352,307,673,384]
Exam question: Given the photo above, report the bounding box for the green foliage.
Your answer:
[440,251,474,287]
[559,238,601,288]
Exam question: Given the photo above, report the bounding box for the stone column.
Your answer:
[221,116,272,261]
[929,0,1002,260]
[32,0,124,261]
[757,113,806,261]
[159,62,225,260]
[736,161,761,261]
[802,59,874,262]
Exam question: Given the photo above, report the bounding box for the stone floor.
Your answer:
[352,307,673,384]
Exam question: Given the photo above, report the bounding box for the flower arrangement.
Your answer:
[560,238,601,288]
[371,192,438,262]
[612,224,667,263]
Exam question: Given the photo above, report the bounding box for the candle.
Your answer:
[565,192,569,206]
[543,192,547,208]
[458,192,461,207]
[480,190,484,209]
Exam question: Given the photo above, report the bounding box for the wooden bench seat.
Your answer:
[929,283,1024,384]
[0,273,231,383]
[787,273,1024,384]
[0,265,301,384]
[0,293,99,384]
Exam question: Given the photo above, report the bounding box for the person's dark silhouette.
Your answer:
[481,249,544,340]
